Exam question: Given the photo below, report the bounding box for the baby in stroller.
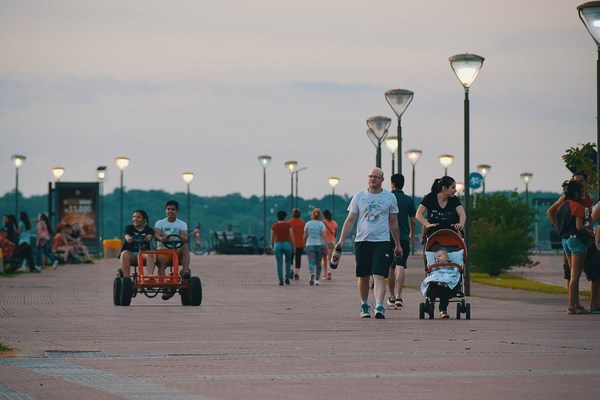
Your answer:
[420,247,462,319]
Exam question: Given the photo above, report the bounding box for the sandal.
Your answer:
[568,306,590,314]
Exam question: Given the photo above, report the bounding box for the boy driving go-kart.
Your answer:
[154,200,191,300]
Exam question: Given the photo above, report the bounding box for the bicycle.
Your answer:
[189,223,214,255]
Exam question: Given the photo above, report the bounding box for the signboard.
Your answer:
[469,172,484,190]
[54,182,99,248]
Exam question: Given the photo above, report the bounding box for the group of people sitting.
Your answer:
[1,211,94,274]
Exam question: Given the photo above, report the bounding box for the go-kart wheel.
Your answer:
[419,302,425,319]
[164,234,184,250]
[456,303,462,319]
[180,286,191,306]
[113,277,122,306]
[190,276,202,306]
[465,303,471,320]
[120,277,133,306]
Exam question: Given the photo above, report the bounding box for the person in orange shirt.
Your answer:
[287,208,305,281]
[321,209,338,280]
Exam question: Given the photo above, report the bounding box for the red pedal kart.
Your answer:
[113,234,202,306]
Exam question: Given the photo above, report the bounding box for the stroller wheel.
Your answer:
[456,303,462,319]
[419,303,425,319]
[465,303,471,320]
[428,302,434,319]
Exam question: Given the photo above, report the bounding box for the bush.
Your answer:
[470,193,536,276]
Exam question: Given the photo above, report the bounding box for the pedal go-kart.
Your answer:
[113,234,202,306]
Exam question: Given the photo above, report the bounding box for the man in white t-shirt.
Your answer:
[336,168,402,319]
[154,200,190,300]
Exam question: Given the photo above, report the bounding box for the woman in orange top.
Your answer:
[271,210,295,285]
[322,209,338,280]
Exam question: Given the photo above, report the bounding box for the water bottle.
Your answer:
[330,245,342,270]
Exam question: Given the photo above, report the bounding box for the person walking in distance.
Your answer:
[387,173,416,309]
[322,209,338,280]
[287,208,305,281]
[336,168,402,319]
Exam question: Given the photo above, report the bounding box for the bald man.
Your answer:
[336,168,402,319]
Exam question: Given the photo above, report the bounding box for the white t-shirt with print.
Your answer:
[155,218,188,249]
[347,189,398,242]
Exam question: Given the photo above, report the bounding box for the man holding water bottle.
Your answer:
[335,168,402,320]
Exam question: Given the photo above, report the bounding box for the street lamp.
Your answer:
[385,89,414,175]
[438,154,454,175]
[384,136,398,176]
[521,172,533,204]
[115,157,130,238]
[97,166,106,253]
[285,160,298,213]
[477,164,491,194]
[578,2,600,194]
[294,167,308,209]
[258,155,272,251]
[450,52,485,297]
[366,116,391,168]
[52,167,65,181]
[11,154,26,216]
[406,149,422,200]
[328,177,340,219]
[182,172,194,229]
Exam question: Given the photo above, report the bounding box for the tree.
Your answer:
[563,142,597,196]
[470,193,536,276]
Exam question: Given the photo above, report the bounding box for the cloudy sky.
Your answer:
[0,0,596,200]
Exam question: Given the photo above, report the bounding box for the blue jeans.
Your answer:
[306,245,324,278]
[274,241,293,282]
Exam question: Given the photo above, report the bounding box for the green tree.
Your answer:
[470,193,536,276]
[563,142,597,196]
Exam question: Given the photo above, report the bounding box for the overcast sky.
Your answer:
[0,0,596,201]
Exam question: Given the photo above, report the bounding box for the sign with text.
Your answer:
[54,182,99,242]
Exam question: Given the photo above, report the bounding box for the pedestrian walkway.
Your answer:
[0,253,599,400]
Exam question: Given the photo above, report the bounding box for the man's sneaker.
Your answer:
[395,298,404,307]
[375,305,385,319]
[387,298,396,307]
[315,280,320,286]
[309,273,315,286]
[360,303,372,318]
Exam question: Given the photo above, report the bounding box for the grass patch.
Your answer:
[471,272,591,296]
[0,342,13,352]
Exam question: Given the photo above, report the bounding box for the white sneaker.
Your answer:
[17,264,27,272]
[315,280,320,286]
[52,260,59,270]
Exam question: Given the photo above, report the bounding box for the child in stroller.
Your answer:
[419,229,471,319]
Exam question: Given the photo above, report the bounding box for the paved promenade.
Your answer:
[1,253,599,400]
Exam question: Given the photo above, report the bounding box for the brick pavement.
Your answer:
[0,253,599,400]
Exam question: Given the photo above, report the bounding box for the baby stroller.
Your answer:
[419,229,471,320]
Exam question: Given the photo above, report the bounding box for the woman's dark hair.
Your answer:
[323,209,332,220]
[40,213,53,235]
[430,176,456,194]
[133,209,150,225]
[292,208,301,218]
[277,210,287,221]
[564,180,583,201]
[19,211,31,231]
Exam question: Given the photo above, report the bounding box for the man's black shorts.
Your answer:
[354,241,392,278]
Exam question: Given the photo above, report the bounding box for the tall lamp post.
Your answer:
[406,149,422,200]
[97,166,106,254]
[384,136,398,176]
[115,157,130,239]
[450,52,485,297]
[438,154,454,175]
[48,167,64,229]
[328,177,340,219]
[258,155,272,251]
[294,167,308,209]
[521,172,533,204]
[182,172,194,229]
[578,2,600,193]
[285,160,298,213]
[477,164,491,194]
[366,116,391,168]
[11,155,26,216]
[385,89,414,175]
